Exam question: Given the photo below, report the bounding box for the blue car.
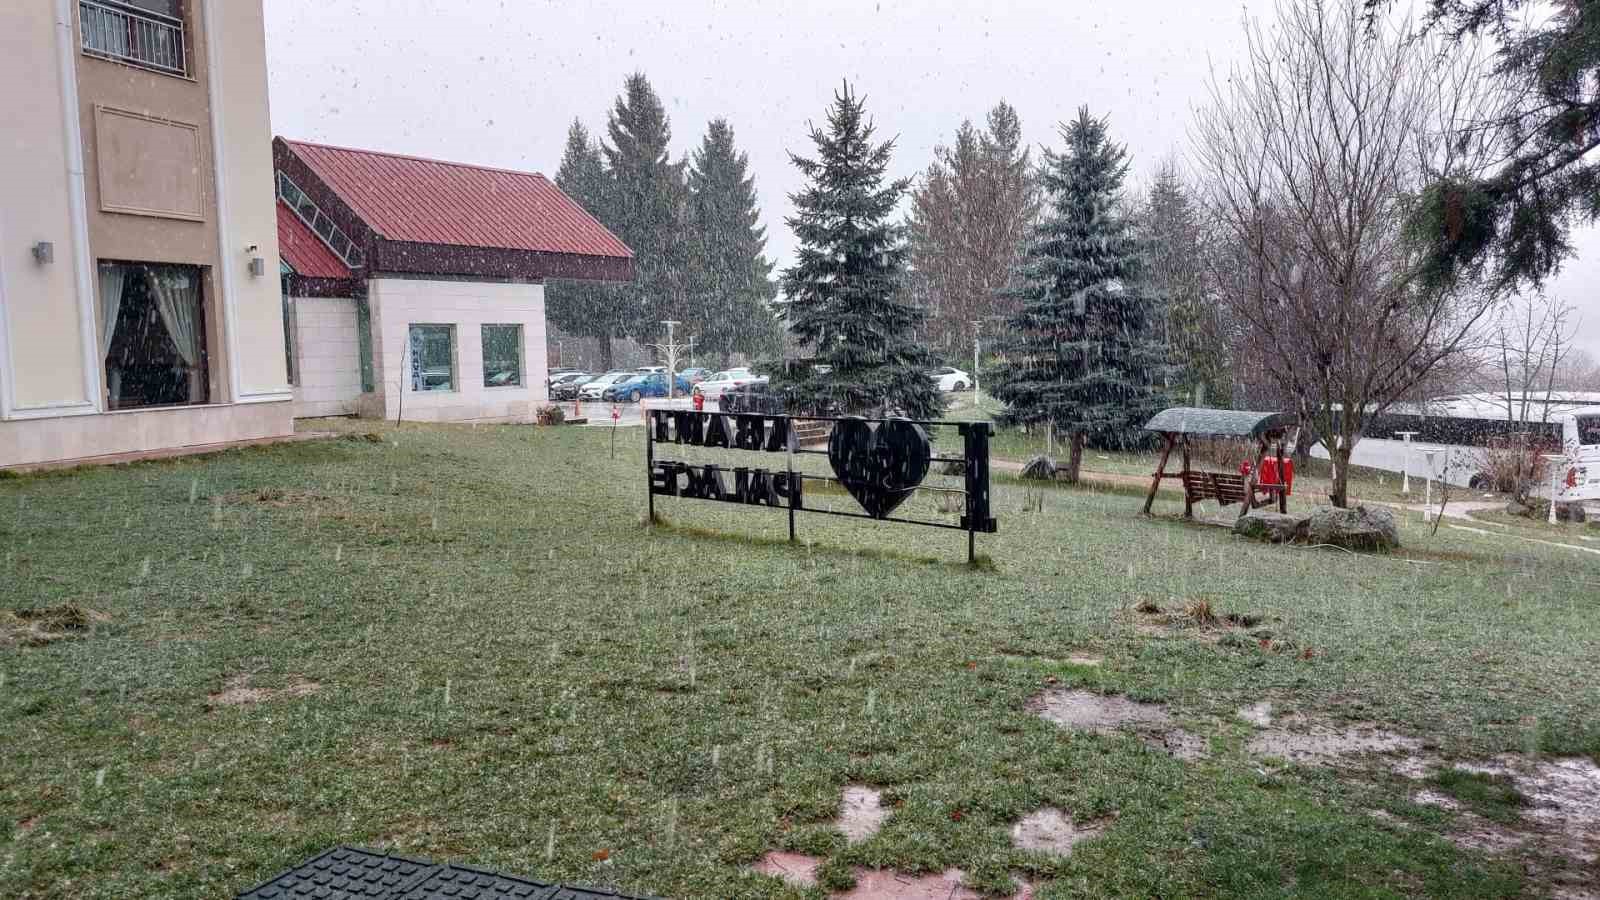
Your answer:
[601,372,692,403]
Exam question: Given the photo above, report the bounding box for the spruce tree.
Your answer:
[1140,163,1230,407]
[601,72,692,348]
[775,82,939,418]
[988,108,1170,482]
[687,119,781,363]
[547,120,629,370]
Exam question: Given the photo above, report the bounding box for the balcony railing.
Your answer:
[80,0,187,77]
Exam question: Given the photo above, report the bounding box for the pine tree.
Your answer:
[1139,162,1231,407]
[547,120,629,370]
[988,108,1171,482]
[601,72,692,349]
[687,119,781,364]
[774,82,939,418]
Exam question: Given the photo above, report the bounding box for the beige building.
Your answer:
[274,138,633,423]
[0,1,290,468]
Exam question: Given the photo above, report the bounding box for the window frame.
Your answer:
[479,323,525,389]
[407,323,458,394]
[97,260,212,411]
[78,0,192,80]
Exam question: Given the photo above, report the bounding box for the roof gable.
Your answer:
[278,138,632,262]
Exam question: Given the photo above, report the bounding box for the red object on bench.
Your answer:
[1258,457,1295,495]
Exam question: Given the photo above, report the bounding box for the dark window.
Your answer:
[481,325,523,387]
[409,324,455,392]
[97,261,209,410]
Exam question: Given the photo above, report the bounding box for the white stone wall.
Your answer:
[365,277,548,423]
[290,296,362,418]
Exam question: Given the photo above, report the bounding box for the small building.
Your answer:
[274,139,633,423]
[1,1,291,468]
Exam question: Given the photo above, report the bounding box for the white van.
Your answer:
[1553,407,1600,503]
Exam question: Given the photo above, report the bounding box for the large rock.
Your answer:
[1021,455,1057,481]
[1306,505,1401,552]
[1234,511,1307,544]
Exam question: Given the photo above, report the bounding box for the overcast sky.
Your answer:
[264,0,1598,358]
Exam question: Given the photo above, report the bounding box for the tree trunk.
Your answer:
[1292,425,1315,469]
[598,337,614,371]
[1329,444,1351,508]
[1063,431,1086,484]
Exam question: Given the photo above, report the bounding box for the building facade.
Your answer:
[274,139,633,423]
[0,0,291,467]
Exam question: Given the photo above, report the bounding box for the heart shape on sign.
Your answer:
[827,417,931,518]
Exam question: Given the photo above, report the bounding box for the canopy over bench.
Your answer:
[1140,408,1300,519]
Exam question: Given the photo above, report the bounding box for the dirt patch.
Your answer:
[840,868,985,899]
[1391,755,1433,780]
[751,855,1035,899]
[1412,789,1461,811]
[752,851,820,888]
[1030,690,1172,731]
[1145,728,1209,761]
[3,604,107,648]
[1237,701,1273,728]
[837,785,890,843]
[1010,807,1106,856]
[1066,654,1103,667]
[1245,720,1420,763]
[207,675,322,707]
[1029,689,1208,760]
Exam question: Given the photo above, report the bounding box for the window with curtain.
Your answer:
[97,261,208,410]
[409,324,455,392]
[481,324,523,387]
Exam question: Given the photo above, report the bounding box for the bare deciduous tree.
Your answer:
[1192,0,1507,507]
[1489,293,1579,423]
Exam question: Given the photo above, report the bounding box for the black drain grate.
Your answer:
[235,846,655,900]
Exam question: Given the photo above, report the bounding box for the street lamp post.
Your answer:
[1422,449,1438,521]
[1395,431,1420,494]
[661,320,680,401]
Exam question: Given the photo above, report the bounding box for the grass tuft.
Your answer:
[1425,769,1529,825]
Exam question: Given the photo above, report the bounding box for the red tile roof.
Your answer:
[276,200,351,280]
[279,138,633,261]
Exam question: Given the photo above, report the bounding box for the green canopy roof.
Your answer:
[1143,407,1298,439]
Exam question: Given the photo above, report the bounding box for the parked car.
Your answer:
[547,367,579,385]
[549,373,594,401]
[693,369,758,406]
[579,371,633,400]
[602,372,692,403]
[929,367,972,392]
[678,367,713,384]
[719,380,786,415]
[635,365,667,374]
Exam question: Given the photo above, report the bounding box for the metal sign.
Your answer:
[647,410,997,562]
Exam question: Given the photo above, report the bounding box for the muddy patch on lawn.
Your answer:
[751,854,1037,899]
[752,851,820,888]
[1029,689,1209,761]
[208,675,322,707]
[1244,718,1420,763]
[837,785,891,844]
[1011,807,1107,857]
[1030,690,1172,731]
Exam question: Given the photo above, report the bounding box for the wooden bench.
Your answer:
[1179,470,1286,509]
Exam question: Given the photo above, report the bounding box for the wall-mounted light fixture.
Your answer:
[31,241,54,264]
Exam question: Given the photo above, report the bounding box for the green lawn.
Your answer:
[3,420,1597,898]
